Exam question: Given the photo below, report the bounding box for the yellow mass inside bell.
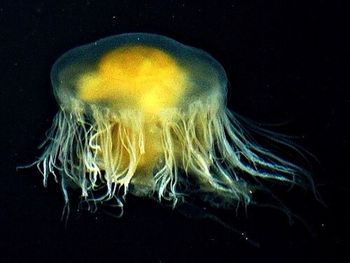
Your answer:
[77,45,187,115]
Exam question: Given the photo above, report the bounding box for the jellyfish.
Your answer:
[33,33,311,216]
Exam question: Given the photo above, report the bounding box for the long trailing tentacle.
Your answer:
[32,95,312,212]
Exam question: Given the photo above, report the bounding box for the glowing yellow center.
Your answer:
[77,45,187,115]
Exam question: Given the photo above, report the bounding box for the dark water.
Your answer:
[1,0,348,262]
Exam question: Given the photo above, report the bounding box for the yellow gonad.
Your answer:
[32,33,312,215]
[78,45,187,115]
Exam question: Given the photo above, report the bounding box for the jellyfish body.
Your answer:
[36,33,308,212]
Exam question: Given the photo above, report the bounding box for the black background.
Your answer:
[1,0,348,262]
